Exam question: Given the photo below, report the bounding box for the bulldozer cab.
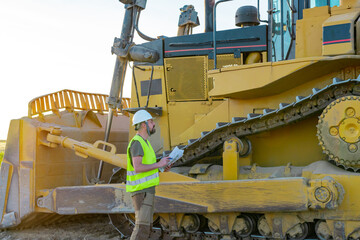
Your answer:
[310,0,340,7]
[269,0,340,61]
[269,0,299,61]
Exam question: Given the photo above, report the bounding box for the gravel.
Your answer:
[0,215,124,240]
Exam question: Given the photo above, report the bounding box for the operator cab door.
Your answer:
[268,0,302,61]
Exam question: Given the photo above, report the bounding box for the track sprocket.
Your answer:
[317,95,360,171]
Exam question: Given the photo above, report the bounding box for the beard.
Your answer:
[150,126,156,135]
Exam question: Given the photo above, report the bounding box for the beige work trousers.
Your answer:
[130,192,155,240]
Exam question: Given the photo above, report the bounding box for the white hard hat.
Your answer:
[132,110,153,126]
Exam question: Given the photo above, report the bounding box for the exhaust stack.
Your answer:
[205,0,214,32]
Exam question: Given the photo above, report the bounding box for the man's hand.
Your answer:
[157,156,171,168]
[164,164,172,172]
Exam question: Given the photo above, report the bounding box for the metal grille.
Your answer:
[208,54,242,70]
[165,56,207,101]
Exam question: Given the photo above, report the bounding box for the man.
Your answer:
[126,109,171,240]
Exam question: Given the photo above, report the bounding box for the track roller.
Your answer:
[287,222,310,240]
[208,220,220,234]
[315,220,332,240]
[181,214,201,233]
[257,215,272,238]
[233,214,257,238]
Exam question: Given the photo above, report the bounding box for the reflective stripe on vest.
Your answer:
[126,170,137,176]
[126,172,159,186]
[126,135,159,192]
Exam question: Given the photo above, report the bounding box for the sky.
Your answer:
[0,0,267,140]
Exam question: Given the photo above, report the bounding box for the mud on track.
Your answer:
[0,215,123,240]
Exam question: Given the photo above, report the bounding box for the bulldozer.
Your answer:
[2,0,360,239]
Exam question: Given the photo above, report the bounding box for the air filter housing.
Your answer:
[235,6,260,27]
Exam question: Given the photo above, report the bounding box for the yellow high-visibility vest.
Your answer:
[126,135,159,192]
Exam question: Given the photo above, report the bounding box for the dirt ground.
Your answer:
[0,215,124,240]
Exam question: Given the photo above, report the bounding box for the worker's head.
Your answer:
[132,110,156,135]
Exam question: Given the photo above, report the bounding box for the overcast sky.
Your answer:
[0,0,266,140]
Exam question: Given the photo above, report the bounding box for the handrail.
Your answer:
[28,89,130,118]
[213,0,234,69]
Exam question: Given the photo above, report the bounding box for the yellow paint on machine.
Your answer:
[156,178,309,213]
